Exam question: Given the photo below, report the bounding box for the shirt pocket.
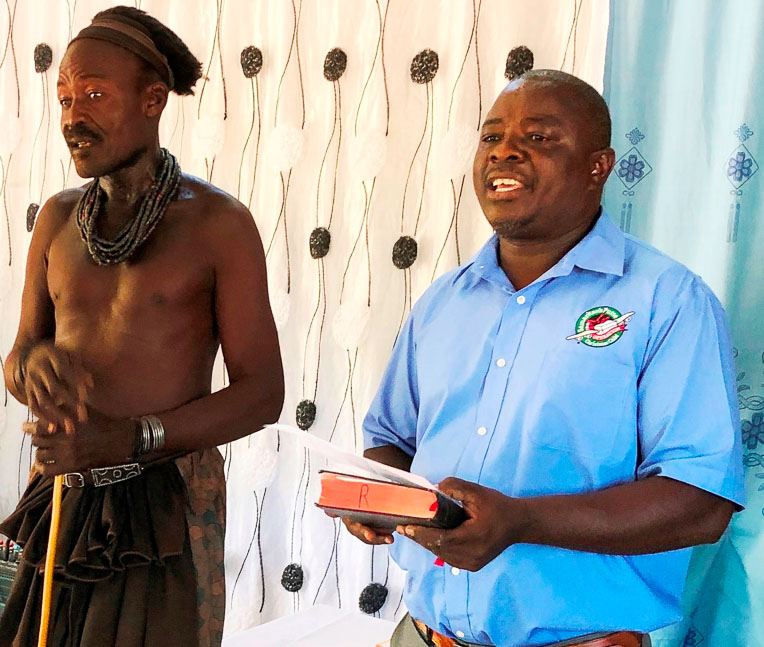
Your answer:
[525,346,637,460]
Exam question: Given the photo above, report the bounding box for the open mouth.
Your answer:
[486,176,526,198]
[69,141,94,150]
[490,177,523,193]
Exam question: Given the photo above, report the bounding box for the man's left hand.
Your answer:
[397,477,528,572]
[28,409,136,477]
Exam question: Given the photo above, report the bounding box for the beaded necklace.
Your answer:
[75,148,181,266]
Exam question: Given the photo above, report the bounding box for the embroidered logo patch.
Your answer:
[566,306,634,347]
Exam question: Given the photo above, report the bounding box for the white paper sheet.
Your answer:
[264,424,434,489]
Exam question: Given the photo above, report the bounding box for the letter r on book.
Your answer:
[359,484,370,509]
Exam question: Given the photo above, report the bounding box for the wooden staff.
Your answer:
[37,474,64,647]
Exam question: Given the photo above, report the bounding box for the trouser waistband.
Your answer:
[406,617,648,647]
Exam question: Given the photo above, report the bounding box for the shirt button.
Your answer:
[496,358,506,368]
[456,631,466,639]
[451,567,461,575]
[477,426,487,436]
[516,295,526,305]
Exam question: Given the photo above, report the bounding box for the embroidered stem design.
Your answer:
[238,47,263,208]
[1,0,20,117]
[231,488,268,612]
[265,170,293,293]
[560,0,584,73]
[447,0,483,131]
[312,517,342,607]
[273,0,305,129]
[197,0,227,119]
[354,0,387,137]
[431,176,465,281]
[1,154,12,265]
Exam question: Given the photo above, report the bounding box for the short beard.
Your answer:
[491,215,536,241]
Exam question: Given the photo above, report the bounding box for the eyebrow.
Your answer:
[522,115,563,126]
[481,114,565,129]
[57,73,110,86]
[481,118,502,128]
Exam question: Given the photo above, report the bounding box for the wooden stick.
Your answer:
[37,474,63,647]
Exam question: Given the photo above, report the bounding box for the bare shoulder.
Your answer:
[177,175,266,277]
[33,186,87,243]
[42,186,86,218]
[179,174,257,235]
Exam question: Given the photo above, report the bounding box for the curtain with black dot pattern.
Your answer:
[0,0,608,634]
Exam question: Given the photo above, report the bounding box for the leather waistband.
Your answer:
[61,450,192,488]
[548,631,643,647]
[63,463,143,487]
[413,620,645,647]
[413,619,487,647]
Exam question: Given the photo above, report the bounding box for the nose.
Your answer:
[61,97,88,131]
[489,134,525,163]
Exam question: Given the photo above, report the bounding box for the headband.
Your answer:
[69,15,174,90]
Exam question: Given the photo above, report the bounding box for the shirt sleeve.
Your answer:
[636,272,745,509]
[363,308,420,456]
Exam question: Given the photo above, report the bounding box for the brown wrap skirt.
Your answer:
[0,450,223,647]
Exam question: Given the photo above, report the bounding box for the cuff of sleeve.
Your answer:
[639,460,746,511]
[363,434,416,456]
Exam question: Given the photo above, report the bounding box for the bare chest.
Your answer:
[47,213,214,335]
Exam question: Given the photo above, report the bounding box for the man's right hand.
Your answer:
[22,342,92,432]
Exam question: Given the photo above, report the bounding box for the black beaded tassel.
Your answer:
[295,399,317,431]
[28,43,53,234]
[505,46,534,81]
[26,204,39,232]
[310,227,331,259]
[281,562,304,593]
[392,235,417,269]
[359,582,388,615]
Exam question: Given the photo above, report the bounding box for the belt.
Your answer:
[413,620,644,647]
[413,620,487,647]
[63,462,142,487]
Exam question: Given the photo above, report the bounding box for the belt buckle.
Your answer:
[63,473,85,488]
[90,463,142,487]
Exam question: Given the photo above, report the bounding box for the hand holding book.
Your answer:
[316,471,467,531]
[396,476,530,572]
[266,425,521,568]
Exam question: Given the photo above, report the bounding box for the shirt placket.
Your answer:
[441,282,539,644]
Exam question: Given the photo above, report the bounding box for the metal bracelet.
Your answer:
[139,414,165,453]
[139,416,152,454]
[150,415,165,451]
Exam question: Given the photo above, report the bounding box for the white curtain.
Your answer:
[0,0,608,634]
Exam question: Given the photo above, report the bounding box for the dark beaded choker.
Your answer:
[75,148,181,265]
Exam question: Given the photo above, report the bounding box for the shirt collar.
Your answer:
[466,211,626,288]
[565,211,625,277]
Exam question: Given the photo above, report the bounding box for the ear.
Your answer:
[144,81,169,119]
[588,147,615,187]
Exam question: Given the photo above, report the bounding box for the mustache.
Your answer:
[63,124,102,143]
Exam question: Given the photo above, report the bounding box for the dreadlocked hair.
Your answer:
[94,6,202,95]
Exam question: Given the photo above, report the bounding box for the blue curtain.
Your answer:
[603,1,764,645]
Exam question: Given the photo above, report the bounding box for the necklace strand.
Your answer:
[76,148,181,265]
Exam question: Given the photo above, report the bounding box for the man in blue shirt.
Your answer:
[337,71,744,647]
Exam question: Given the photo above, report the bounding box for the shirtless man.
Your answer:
[0,7,283,647]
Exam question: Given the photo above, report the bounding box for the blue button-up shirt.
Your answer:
[364,213,744,647]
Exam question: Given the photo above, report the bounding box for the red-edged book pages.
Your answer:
[316,470,466,530]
